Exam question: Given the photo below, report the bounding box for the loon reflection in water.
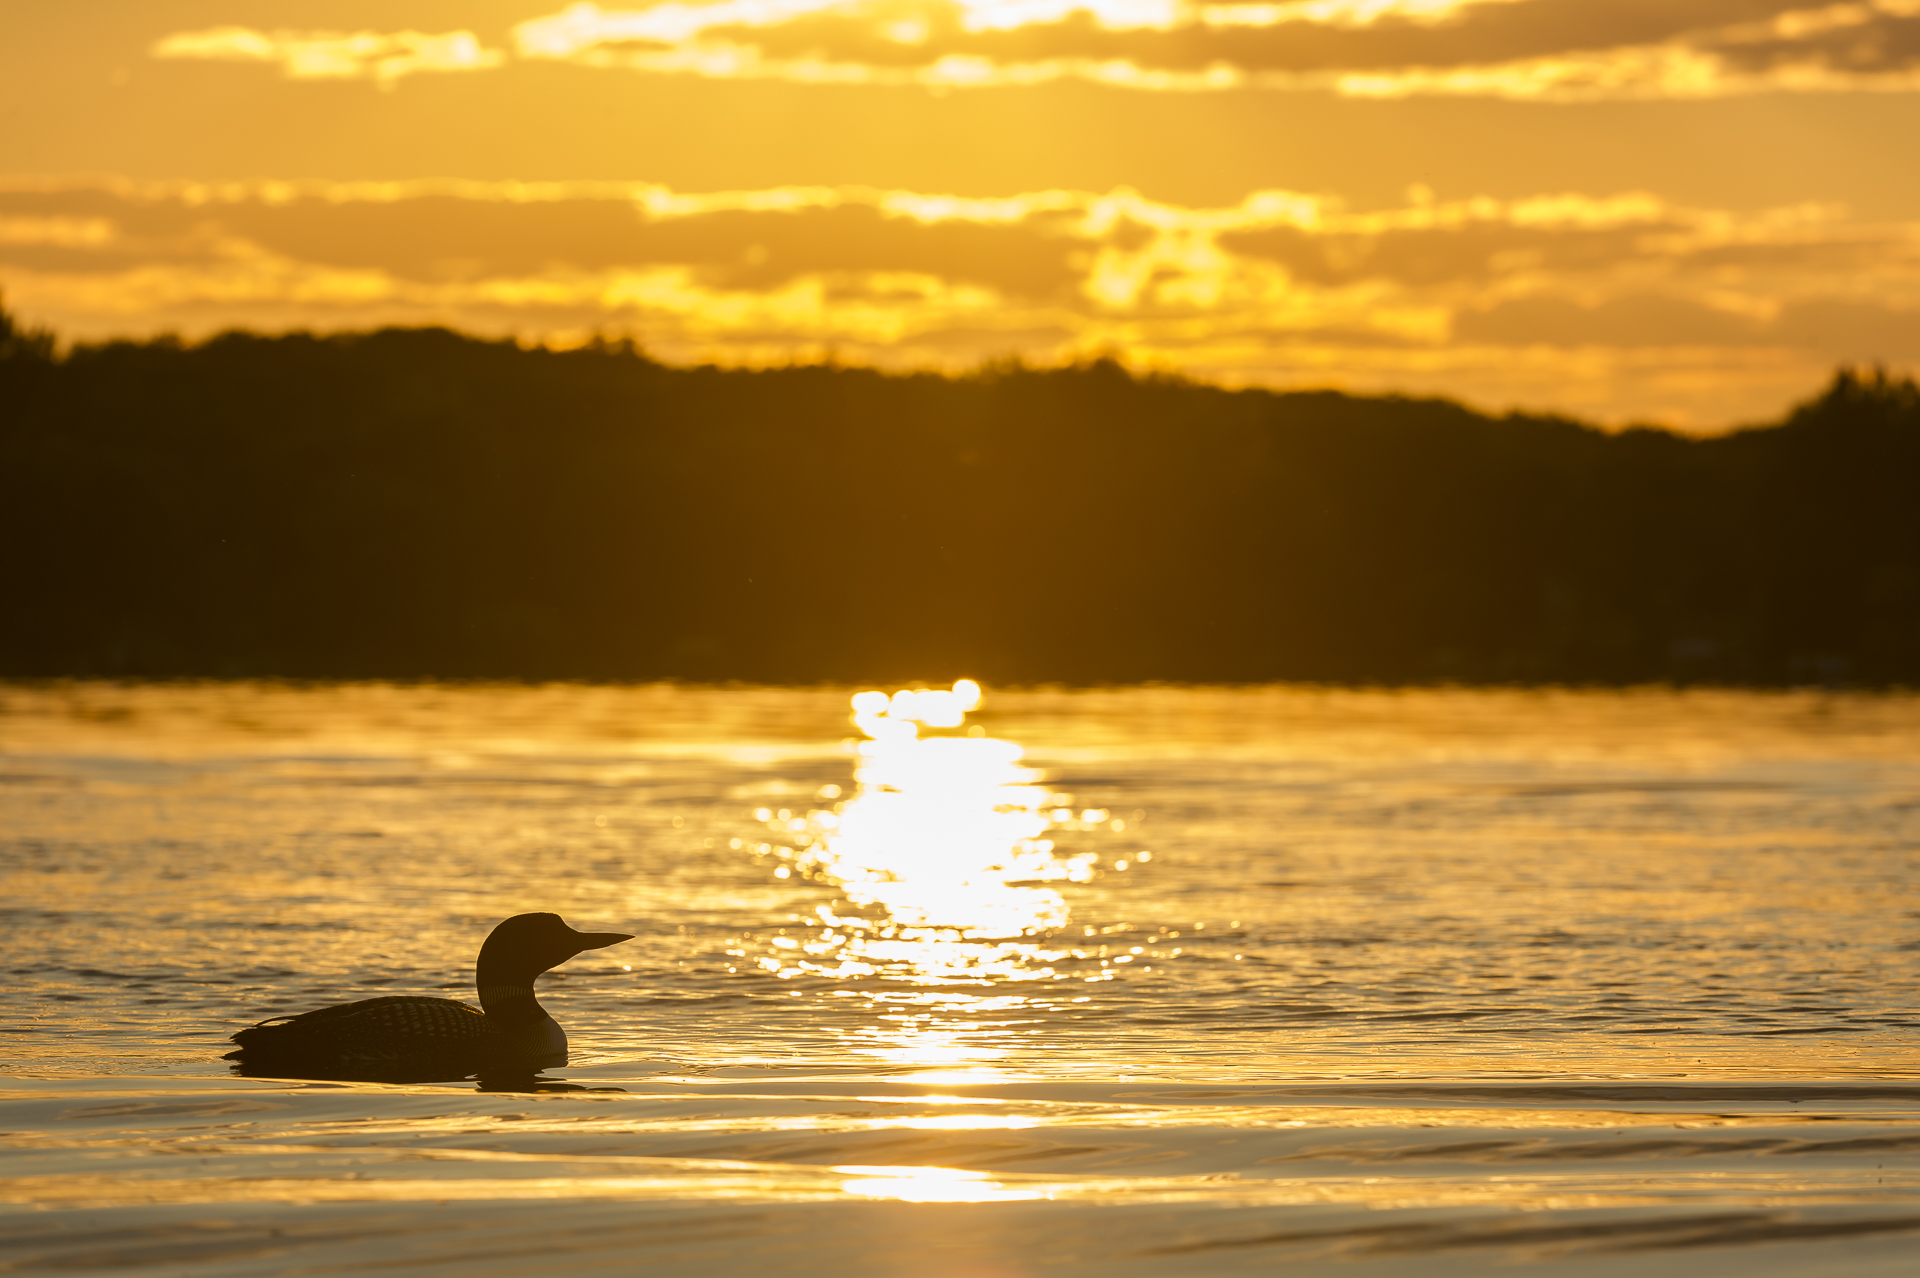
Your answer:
[224,912,633,1084]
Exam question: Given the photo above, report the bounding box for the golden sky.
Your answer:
[7,1,1920,427]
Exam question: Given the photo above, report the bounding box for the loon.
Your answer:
[224,913,632,1081]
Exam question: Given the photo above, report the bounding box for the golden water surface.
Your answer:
[3,682,1918,1276]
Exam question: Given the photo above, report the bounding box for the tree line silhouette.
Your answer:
[3,304,1917,685]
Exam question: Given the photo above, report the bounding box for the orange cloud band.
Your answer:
[3,176,1915,428]
[148,2,1920,98]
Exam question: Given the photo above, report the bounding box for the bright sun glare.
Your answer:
[749,680,1100,996]
[833,1163,1050,1202]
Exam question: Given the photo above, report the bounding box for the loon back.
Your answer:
[229,996,490,1067]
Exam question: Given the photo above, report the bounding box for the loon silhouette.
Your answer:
[224,913,632,1081]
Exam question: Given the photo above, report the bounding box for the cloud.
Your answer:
[3,176,1915,426]
[1456,293,1920,356]
[144,2,1920,96]
[151,26,505,87]
[1335,1,1920,99]
[0,215,116,249]
[510,0,1519,53]
[489,0,1920,95]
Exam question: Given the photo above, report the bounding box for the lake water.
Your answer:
[4,682,1919,1276]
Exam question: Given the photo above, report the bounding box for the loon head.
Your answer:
[476,912,634,987]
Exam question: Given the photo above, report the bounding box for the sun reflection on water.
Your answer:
[747,681,1096,990]
[834,1164,1049,1203]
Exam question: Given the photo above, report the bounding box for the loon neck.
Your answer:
[477,984,548,1022]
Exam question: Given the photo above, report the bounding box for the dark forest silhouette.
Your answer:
[4,304,1917,685]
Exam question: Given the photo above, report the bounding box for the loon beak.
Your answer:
[571,931,634,952]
